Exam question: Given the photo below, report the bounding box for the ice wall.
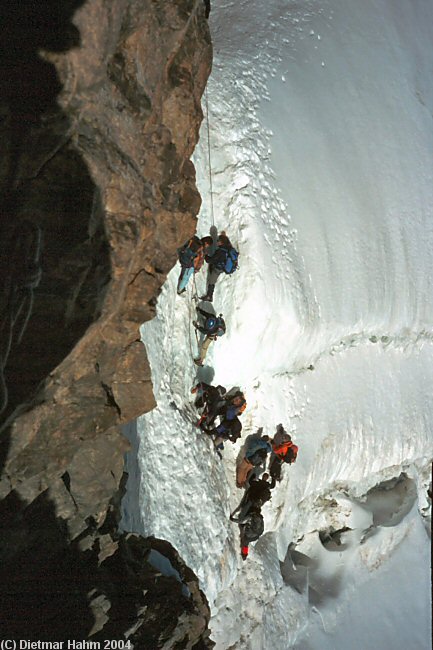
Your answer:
[122,0,433,648]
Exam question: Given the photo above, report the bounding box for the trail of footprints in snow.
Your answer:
[273,326,433,380]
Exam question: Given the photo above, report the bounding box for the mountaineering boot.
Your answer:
[177,287,186,295]
[200,283,215,302]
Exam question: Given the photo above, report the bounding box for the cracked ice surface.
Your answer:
[122,0,433,647]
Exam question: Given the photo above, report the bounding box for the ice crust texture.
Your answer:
[122,0,433,648]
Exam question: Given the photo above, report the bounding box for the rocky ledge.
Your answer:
[0,0,212,644]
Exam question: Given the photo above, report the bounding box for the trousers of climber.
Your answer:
[176,235,212,295]
[228,501,265,562]
[193,307,225,366]
[206,416,242,448]
[200,232,238,302]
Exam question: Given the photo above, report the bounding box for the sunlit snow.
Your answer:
[122,0,433,648]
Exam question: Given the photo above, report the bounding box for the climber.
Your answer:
[200,388,247,429]
[269,424,298,482]
[232,472,274,522]
[231,476,273,561]
[236,432,272,488]
[200,231,239,302]
[193,307,225,366]
[191,382,227,427]
[176,235,212,295]
[238,506,264,560]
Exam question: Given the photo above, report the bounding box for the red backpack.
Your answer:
[273,440,298,463]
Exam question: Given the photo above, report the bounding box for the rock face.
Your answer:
[0,0,212,643]
[0,476,213,646]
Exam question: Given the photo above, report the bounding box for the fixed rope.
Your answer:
[191,277,200,345]
[187,281,200,364]
[204,85,215,227]
[192,273,200,307]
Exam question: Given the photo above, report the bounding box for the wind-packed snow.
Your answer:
[122,0,433,647]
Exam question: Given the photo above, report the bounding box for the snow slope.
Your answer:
[122,0,433,647]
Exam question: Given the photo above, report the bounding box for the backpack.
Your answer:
[246,437,271,460]
[273,440,298,464]
[242,511,264,543]
[178,236,203,268]
[214,317,226,337]
[282,443,298,464]
[215,246,239,274]
[247,448,268,467]
[205,316,217,331]
[205,385,226,407]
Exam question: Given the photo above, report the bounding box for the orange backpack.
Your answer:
[273,440,298,463]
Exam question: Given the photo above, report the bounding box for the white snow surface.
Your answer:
[122,0,433,648]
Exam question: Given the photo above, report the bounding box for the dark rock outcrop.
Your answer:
[0,477,213,646]
[0,0,213,644]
